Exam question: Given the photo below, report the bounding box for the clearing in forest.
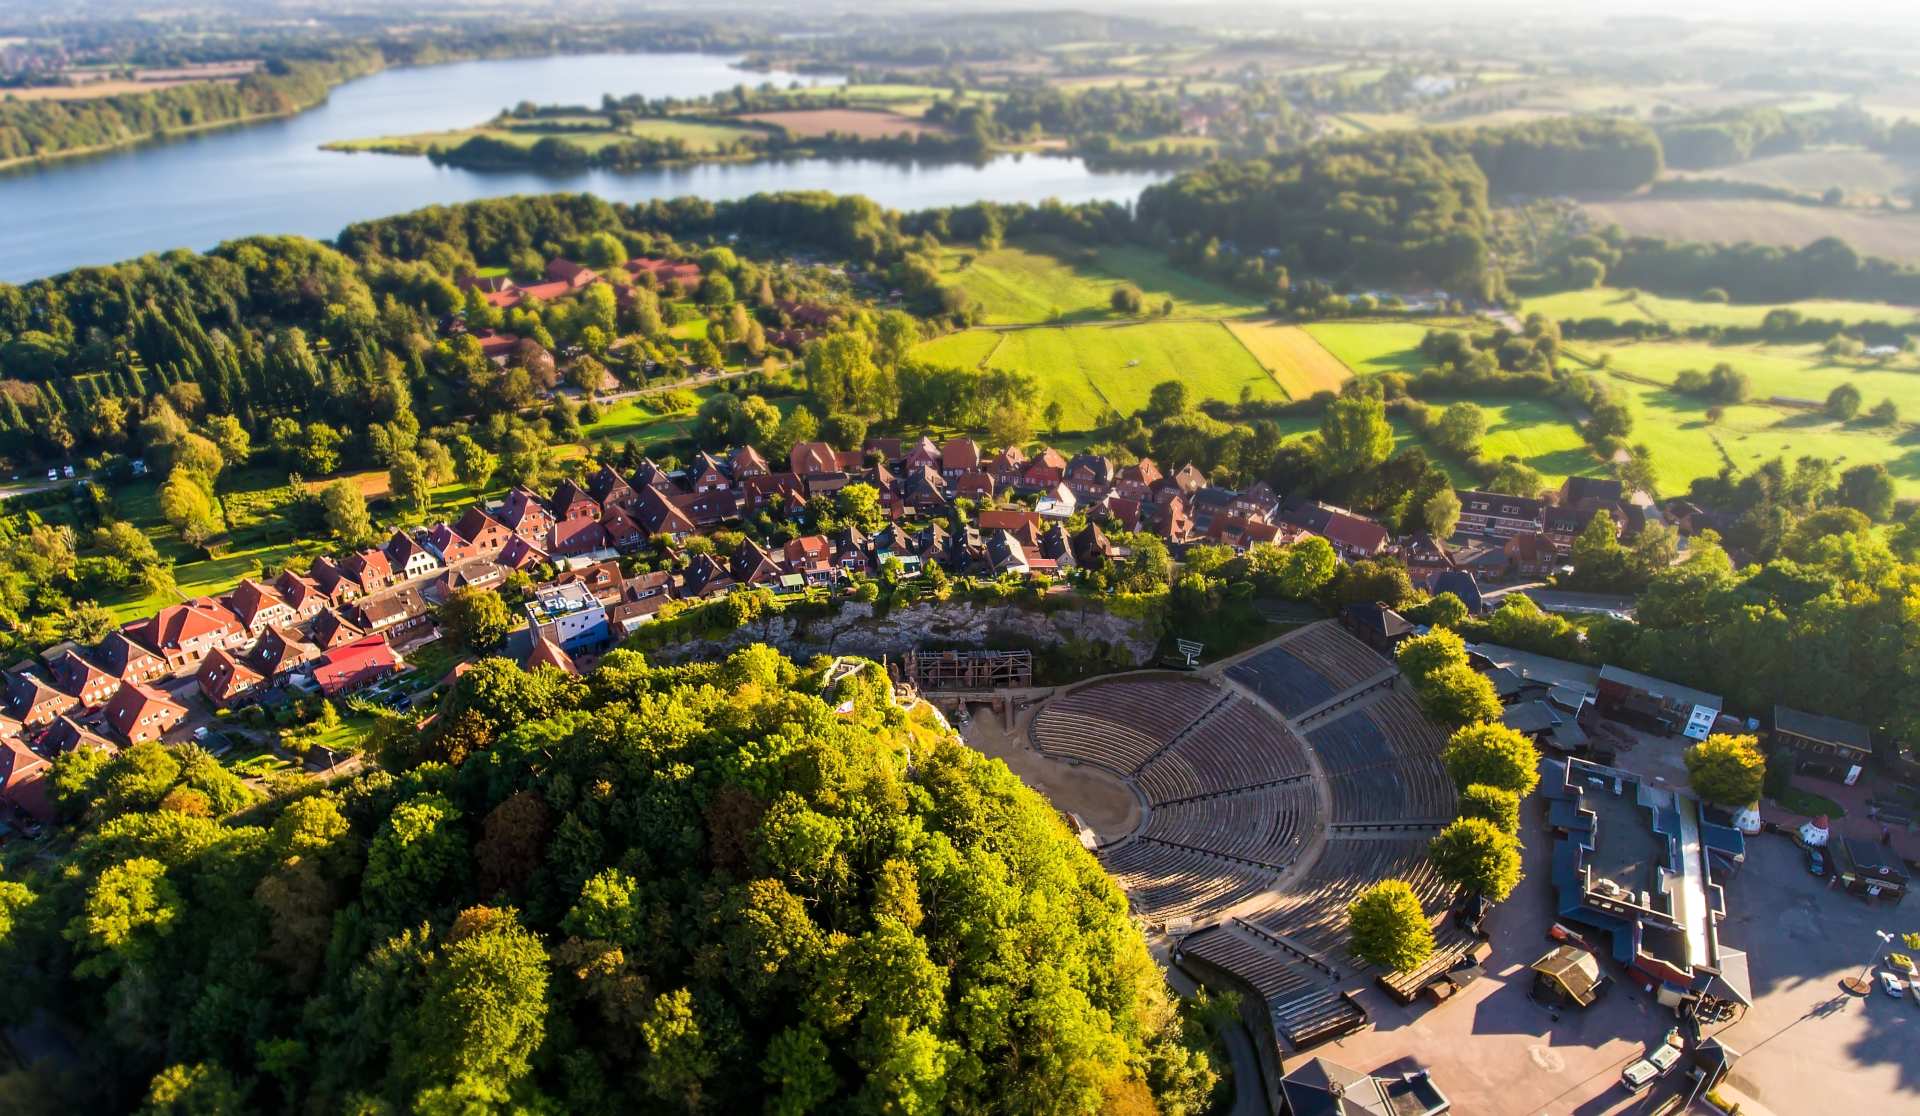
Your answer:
[1225,320,1352,398]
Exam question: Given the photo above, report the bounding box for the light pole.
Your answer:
[1841,929,1893,996]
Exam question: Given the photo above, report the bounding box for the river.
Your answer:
[0,52,1172,284]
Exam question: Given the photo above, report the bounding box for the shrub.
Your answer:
[1348,880,1435,971]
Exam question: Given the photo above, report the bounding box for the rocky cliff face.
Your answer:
[639,598,1159,667]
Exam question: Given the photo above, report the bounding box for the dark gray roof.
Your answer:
[1772,705,1871,754]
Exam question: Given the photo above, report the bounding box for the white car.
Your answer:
[1880,971,1908,998]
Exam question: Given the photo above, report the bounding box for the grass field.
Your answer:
[737,108,945,138]
[916,330,1004,369]
[1527,287,1920,330]
[1422,396,1605,485]
[1301,321,1441,376]
[1593,339,1920,415]
[918,321,1282,429]
[1600,375,1920,496]
[1580,198,1920,265]
[935,238,1263,325]
[1225,321,1353,397]
[1666,148,1920,202]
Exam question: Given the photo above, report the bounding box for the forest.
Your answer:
[0,50,383,164]
[0,647,1219,1113]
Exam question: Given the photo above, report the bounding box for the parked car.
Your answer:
[45,469,57,481]
[1880,971,1908,999]
[1806,847,1827,876]
[1621,1030,1683,1093]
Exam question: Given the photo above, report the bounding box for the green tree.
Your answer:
[1826,382,1863,421]
[834,483,886,533]
[451,435,498,490]
[319,479,371,544]
[364,793,467,919]
[389,449,432,516]
[1684,733,1766,806]
[1434,402,1487,456]
[1834,463,1896,522]
[1457,783,1521,835]
[1110,284,1145,315]
[1428,817,1524,900]
[139,1062,248,1115]
[1319,393,1394,477]
[1395,628,1468,689]
[300,422,344,474]
[406,909,550,1101]
[1415,662,1502,729]
[441,586,514,651]
[1348,880,1434,971]
[1421,488,1461,539]
[1443,722,1541,796]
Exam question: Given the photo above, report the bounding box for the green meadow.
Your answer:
[916,321,1282,429]
[936,238,1263,325]
[1527,286,1920,331]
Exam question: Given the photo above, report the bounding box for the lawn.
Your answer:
[1579,197,1920,266]
[1225,321,1353,398]
[1302,320,1443,376]
[1526,286,1920,330]
[939,321,1283,429]
[1593,339,1920,415]
[1421,396,1605,485]
[935,237,1263,325]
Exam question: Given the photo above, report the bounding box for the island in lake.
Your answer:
[323,80,1208,170]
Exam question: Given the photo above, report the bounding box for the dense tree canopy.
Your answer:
[0,648,1214,1114]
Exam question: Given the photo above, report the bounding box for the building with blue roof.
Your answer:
[1541,757,1751,1012]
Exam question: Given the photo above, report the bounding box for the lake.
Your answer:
[0,52,1171,284]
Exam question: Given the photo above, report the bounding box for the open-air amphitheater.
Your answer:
[1024,619,1474,1050]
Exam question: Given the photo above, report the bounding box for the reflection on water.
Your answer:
[0,52,1169,283]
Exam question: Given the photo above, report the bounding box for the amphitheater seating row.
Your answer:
[1276,623,1396,694]
[1178,925,1322,1002]
[1142,782,1319,870]
[1271,988,1368,1049]
[1242,837,1456,971]
[1030,710,1164,774]
[1098,840,1277,925]
[1226,648,1341,718]
[1031,675,1224,774]
[1135,700,1314,804]
[1306,692,1456,825]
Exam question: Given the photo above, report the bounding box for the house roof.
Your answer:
[314,635,397,690]
[525,632,578,675]
[1772,705,1872,755]
[96,630,163,677]
[41,714,112,755]
[226,577,287,626]
[0,735,51,822]
[104,682,187,739]
[1280,1058,1394,1116]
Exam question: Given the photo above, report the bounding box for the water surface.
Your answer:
[0,52,1170,283]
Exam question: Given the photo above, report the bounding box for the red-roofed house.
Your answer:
[550,479,602,522]
[790,441,841,479]
[313,635,399,697]
[127,598,248,672]
[783,535,835,585]
[271,570,330,622]
[453,507,515,557]
[197,648,264,707]
[384,531,443,581]
[497,534,552,572]
[7,671,78,727]
[225,577,294,634]
[940,438,981,478]
[104,682,189,745]
[545,258,601,289]
[1022,448,1068,489]
[525,632,578,676]
[499,488,555,543]
[424,522,481,567]
[601,507,645,551]
[0,735,52,824]
[47,649,119,709]
[96,631,168,686]
[550,516,609,558]
[343,548,396,591]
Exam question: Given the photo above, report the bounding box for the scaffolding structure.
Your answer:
[899,648,1033,692]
